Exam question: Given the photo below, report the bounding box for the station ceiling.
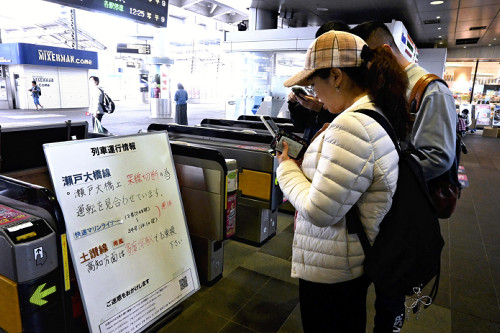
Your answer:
[176,0,500,49]
[0,0,498,50]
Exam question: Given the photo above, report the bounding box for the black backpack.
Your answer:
[347,109,444,307]
[98,88,115,114]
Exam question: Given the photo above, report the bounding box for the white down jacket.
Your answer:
[277,95,399,284]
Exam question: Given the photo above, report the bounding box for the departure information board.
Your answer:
[44,0,169,28]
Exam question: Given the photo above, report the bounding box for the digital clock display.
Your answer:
[43,0,168,28]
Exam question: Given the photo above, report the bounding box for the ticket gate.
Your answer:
[171,143,238,284]
[0,202,65,332]
[0,177,73,333]
[149,124,281,246]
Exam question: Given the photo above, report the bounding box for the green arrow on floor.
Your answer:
[30,283,56,306]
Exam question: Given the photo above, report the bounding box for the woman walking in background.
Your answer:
[174,83,188,125]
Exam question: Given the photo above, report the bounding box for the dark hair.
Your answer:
[309,47,409,141]
[32,80,36,84]
[351,21,398,50]
[315,21,350,38]
[177,83,184,90]
[89,76,100,85]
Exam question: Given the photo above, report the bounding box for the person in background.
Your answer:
[88,76,108,134]
[28,80,43,110]
[352,21,457,181]
[174,83,189,125]
[277,30,410,332]
[287,21,350,143]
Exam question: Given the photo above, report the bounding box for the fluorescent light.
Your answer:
[316,8,329,11]
[430,1,444,5]
[436,16,441,19]
[438,27,442,30]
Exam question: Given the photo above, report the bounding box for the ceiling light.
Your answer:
[494,38,497,40]
[463,46,467,48]
[489,44,492,46]
[438,27,442,30]
[430,1,444,5]
[317,8,329,11]
[436,16,441,19]
[439,42,443,44]
[439,35,442,38]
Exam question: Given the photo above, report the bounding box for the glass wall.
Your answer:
[223,51,306,119]
[444,61,500,105]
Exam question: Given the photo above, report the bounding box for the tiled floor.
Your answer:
[2,105,498,332]
[157,131,500,333]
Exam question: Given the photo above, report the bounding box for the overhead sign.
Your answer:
[117,43,151,54]
[43,132,200,333]
[0,43,98,69]
[44,0,169,28]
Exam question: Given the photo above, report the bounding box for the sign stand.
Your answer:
[43,132,200,333]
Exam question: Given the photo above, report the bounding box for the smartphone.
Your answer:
[260,115,308,160]
[292,87,308,97]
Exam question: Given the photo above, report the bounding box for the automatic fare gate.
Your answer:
[148,124,282,246]
[0,187,69,333]
[171,143,238,284]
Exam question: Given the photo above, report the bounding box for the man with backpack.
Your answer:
[28,80,43,110]
[352,22,460,219]
[352,22,457,186]
[89,76,109,134]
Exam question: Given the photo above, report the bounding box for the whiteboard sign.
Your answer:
[43,132,200,333]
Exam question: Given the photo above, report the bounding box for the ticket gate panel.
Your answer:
[0,275,22,333]
[239,169,271,201]
[180,187,222,240]
[190,235,223,285]
[175,164,222,195]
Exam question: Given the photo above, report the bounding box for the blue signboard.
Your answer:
[0,43,98,69]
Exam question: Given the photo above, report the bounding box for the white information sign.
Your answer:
[43,132,200,333]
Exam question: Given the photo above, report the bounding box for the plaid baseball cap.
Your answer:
[284,30,368,87]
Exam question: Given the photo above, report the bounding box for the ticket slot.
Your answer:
[5,219,52,245]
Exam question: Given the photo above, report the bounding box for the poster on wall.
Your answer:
[492,104,500,127]
[475,104,492,126]
[43,132,200,333]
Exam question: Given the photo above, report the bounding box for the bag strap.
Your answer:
[409,74,448,116]
[346,109,399,255]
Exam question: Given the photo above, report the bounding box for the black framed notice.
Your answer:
[44,0,169,28]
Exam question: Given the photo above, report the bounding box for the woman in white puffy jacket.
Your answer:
[277,31,410,332]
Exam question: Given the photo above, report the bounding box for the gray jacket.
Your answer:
[406,63,457,180]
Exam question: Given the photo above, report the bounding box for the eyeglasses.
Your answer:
[304,85,315,96]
